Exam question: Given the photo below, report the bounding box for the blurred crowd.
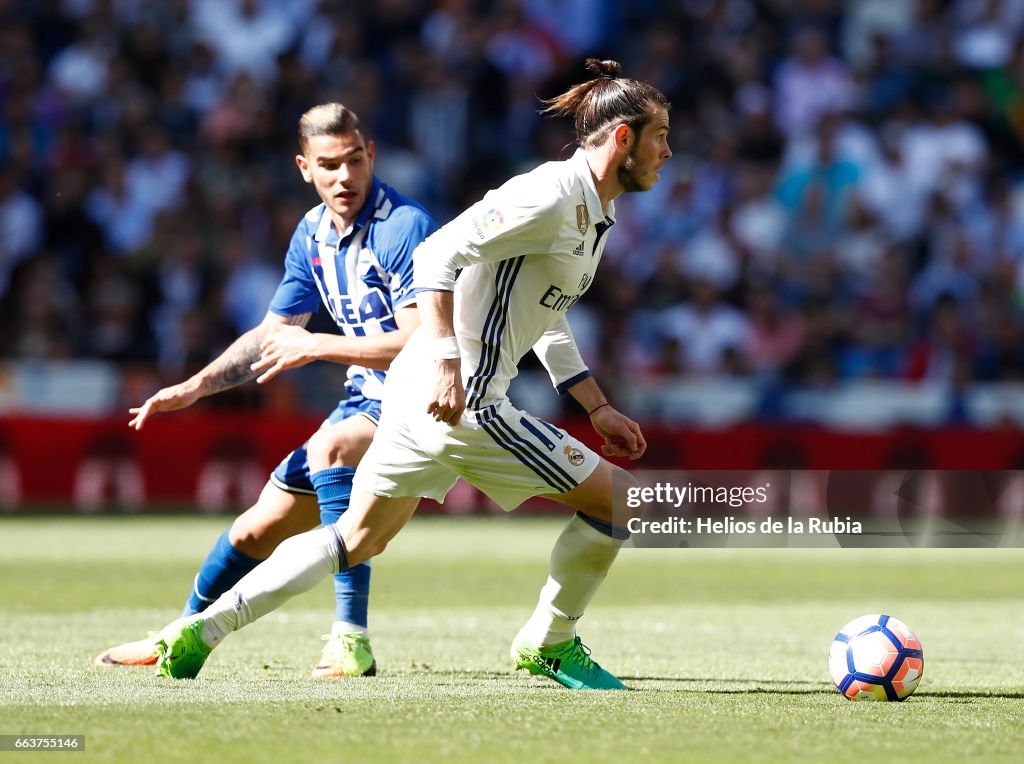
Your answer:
[2,0,1024,411]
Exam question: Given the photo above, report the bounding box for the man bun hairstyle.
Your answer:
[588,58,623,79]
[540,58,669,148]
[298,103,363,152]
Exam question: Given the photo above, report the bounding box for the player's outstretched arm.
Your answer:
[565,376,646,461]
[128,311,311,430]
[251,305,420,384]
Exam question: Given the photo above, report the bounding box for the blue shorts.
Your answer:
[270,394,382,495]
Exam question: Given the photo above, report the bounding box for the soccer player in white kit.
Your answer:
[154,58,672,690]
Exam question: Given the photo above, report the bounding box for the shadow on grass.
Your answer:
[412,670,1024,700]
[628,678,1024,700]
[912,690,1024,700]
[625,677,828,695]
[404,669,828,694]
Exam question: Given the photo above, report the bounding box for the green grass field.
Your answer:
[1,515,1023,763]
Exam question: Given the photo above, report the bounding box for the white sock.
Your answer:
[331,621,368,638]
[518,513,623,647]
[200,527,344,646]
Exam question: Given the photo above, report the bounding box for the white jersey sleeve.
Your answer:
[532,314,591,393]
[401,150,613,411]
[414,175,561,292]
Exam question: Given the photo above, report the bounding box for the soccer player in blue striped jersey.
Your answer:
[154,59,671,690]
[94,103,437,677]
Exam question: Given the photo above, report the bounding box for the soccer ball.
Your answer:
[828,614,924,701]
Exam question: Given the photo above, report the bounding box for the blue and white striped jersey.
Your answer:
[269,177,437,400]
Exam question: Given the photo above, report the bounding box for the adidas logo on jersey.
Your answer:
[571,242,585,257]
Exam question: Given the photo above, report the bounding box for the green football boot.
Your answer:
[311,633,377,678]
[155,616,213,679]
[511,634,625,690]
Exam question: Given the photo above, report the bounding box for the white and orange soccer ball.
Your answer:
[828,614,924,701]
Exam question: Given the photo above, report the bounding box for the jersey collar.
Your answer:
[570,149,616,225]
[313,176,384,247]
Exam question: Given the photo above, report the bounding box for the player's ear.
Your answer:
[613,123,632,152]
[295,153,313,183]
[365,140,375,165]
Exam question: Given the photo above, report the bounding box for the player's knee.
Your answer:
[229,504,295,557]
[610,462,636,488]
[365,538,389,559]
[343,529,390,566]
[616,467,642,522]
[612,464,637,489]
[360,532,391,560]
[229,515,279,558]
[577,463,635,527]
[306,428,362,472]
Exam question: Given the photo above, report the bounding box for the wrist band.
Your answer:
[431,335,461,361]
[588,402,610,416]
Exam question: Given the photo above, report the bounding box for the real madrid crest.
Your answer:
[576,204,589,236]
[563,445,585,466]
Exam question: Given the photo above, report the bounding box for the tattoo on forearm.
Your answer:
[212,335,263,389]
[281,313,312,327]
[200,313,312,394]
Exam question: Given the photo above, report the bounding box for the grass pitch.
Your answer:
[1,515,1022,763]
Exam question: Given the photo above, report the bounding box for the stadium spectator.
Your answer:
[84,158,156,255]
[773,26,855,137]
[0,167,43,295]
[189,0,300,85]
[659,278,751,376]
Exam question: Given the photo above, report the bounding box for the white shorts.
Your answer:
[353,355,600,510]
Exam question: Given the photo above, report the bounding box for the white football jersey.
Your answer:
[413,149,615,410]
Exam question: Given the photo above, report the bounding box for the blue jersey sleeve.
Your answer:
[269,219,322,316]
[373,206,438,309]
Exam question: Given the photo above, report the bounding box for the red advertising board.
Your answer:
[1,415,1022,511]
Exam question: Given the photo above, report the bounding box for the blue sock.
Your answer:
[182,528,262,616]
[311,466,370,630]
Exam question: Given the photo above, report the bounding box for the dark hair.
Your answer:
[540,59,670,148]
[297,103,363,152]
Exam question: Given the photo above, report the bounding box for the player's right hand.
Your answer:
[427,358,465,426]
[128,383,201,430]
[589,405,647,461]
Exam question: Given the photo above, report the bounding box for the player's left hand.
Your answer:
[589,406,646,461]
[252,324,321,383]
